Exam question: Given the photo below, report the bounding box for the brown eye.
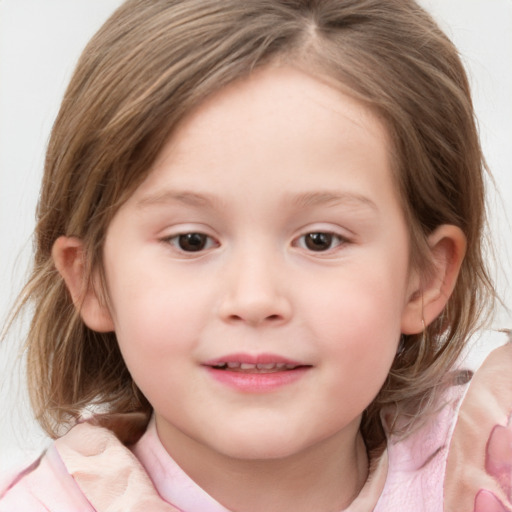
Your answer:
[304,233,334,251]
[176,233,209,252]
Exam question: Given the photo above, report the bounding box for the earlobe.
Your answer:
[52,236,115,333]
[401,225,467,334]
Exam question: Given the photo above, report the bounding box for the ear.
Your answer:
[401,225,467,334]
[52,236,115,332]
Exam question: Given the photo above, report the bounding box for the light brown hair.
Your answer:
[10,0,494,449]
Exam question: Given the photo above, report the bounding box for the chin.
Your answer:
[208,427,313,461]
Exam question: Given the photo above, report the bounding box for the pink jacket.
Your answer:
[1,335,511,512]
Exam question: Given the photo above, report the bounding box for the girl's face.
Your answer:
[101,66,418,463]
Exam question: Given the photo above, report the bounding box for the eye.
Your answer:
[167,233,217,252]
[298,232,346,252]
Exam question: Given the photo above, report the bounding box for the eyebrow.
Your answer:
[136,189,378,212]
[136,190,222,209]
[290,191,379,212]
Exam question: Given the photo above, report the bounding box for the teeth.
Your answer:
[212,361,300,372]
[257,363,276,370]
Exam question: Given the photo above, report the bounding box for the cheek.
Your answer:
[306,262,407,400]
[108,279,208,406]
[105,261,215,361]
[309,264,407,344]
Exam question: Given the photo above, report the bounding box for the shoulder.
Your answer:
[376,329,512,512]
[375,368,469,511]
[0,412,179,512]
[53,414,179,511]
[0,444,94,512]
[444,331,512,512]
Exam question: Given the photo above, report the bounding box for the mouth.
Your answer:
[204,353,310,373]
[202,354,311,391]
[208,361,307,373]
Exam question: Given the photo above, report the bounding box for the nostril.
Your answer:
[219,293,292,326]
[226,313,284,325]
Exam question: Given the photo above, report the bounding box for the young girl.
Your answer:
[1,0,511,511]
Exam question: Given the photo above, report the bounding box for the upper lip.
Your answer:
[203,353,308,370]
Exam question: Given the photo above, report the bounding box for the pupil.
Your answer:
[179,233,206,251]
[305,233,332,251]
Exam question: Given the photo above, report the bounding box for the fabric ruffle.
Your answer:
[444,339,512,512]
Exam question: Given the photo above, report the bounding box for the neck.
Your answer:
[156,418,369,512]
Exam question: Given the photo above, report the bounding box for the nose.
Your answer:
[218,248,292,327]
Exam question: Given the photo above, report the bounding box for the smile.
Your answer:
[210,362,302,373]
[203,354,311,392]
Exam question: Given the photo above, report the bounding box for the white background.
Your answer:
[1,0,511,473]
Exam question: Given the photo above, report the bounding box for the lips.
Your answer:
[203,354,311,392]
[210,361,302,372]
[203,354,308,373]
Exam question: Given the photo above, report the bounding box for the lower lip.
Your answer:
[205,367,309,393]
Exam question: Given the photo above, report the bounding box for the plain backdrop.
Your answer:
[1,0,511,473]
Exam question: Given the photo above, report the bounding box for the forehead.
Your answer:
[128,65,400,216]
[170,65,386,157]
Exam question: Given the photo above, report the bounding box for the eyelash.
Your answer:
[163,231,349,255]
[294,232,348,253]
[165,233,218,253]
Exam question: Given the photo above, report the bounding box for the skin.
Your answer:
[54,66,466,512]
